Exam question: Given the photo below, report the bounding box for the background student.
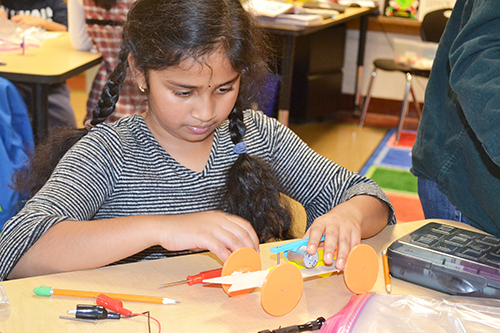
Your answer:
[0,0,395,281]
[412,0,500,237]
[0,0,77,131]
[68,0,147,123]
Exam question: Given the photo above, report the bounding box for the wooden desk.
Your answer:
[261,7,375,125]
[0,32,102,143]
[0,220,477,332]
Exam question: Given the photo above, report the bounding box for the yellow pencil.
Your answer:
[382,250,391,294]
[33,286,179,304]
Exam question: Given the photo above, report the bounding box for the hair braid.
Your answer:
[228,107,245,144]
[13,0,294,241]
[220,108,293,243]
[91,47,130,125]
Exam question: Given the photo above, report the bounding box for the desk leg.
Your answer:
[278,35,296,127]
[32,83,49,144]
[353,15,368,117]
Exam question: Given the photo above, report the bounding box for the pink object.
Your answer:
[319,292,374,333]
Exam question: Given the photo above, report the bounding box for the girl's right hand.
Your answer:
[157,211,259,263]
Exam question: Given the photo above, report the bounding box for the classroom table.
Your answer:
[0,219,490,332]
[0,32,102,144]
[260,6,374,125]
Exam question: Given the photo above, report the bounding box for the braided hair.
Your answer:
[14,0,293,242]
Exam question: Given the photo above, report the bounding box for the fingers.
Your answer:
[203,238,233,263]
[224,214,259,252]
[306,222,323,256]
[336,226,362,269]
[306,216,338,266]
[163,211,259,264]
[10,15,41,27]
[307,213,363,270]
[323,224,338,267]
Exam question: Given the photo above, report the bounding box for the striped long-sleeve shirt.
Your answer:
[0,110,395,280]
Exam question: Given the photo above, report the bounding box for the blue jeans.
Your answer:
[418,178,468,224]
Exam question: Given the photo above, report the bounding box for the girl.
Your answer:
[0,0,395,281]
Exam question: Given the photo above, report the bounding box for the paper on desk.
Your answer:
[256,13,324,27]
[243,0,294,17]
[204,265,339,293]
[337,1,378,7]
[294,6,339,19]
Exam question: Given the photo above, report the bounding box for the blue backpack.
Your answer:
[0,77,34,230]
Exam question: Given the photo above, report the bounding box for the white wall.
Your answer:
[342,28,429,103]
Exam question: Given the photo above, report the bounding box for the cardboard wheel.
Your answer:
[221,247,261,297]
[260,263,303,317]
[343,244,379,294]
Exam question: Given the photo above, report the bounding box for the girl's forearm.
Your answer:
[8,216,163,279]
[348,195,390,238]
[42,20,67,31]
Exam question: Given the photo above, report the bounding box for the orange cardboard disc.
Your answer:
[260,263,303,317]
[343,244,379,294]
[221,247,261,297]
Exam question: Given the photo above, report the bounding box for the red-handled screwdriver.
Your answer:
[158,268,222,289]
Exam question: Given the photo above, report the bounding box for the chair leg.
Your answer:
[359,68,377,127]
[409,86,422,120]
[396,72,413,143]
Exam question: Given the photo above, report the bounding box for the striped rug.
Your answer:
[359,129,424,223]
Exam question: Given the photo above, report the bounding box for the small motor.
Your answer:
[286,245,319,268]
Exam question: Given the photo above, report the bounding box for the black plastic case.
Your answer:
[387,221,500,298]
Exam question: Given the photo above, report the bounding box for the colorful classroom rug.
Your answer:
[359,129,425,223]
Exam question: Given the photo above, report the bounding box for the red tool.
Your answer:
[158,268,222,288]
[97,294,132,316]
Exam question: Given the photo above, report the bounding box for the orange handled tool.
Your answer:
[158,268,222,289]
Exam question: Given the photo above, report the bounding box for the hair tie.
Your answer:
[84,119,94,131]
[233,142,247,154]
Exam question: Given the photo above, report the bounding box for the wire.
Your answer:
[130,312,161,333]
[96,294,161,332]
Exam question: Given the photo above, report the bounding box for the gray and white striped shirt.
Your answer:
[0,110,395,280]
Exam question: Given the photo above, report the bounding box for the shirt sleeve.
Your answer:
[448,0,500,166]
[249,111,396,229]
[68,0,92,51]
[50,0,69,27]
[0,126,124,281]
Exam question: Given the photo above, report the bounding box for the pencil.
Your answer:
[382,250,391,294]
[33,286,179,304]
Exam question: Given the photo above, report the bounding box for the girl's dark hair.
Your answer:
[14,0,293,243]
[92,0,118,11]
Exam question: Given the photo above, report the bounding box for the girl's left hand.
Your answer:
[10,15,46,28]
[303,195,389,270]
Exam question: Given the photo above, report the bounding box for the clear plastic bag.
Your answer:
[320,292,500,333]
[0,17,46,51]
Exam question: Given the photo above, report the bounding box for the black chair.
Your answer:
[358,8,451,143]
